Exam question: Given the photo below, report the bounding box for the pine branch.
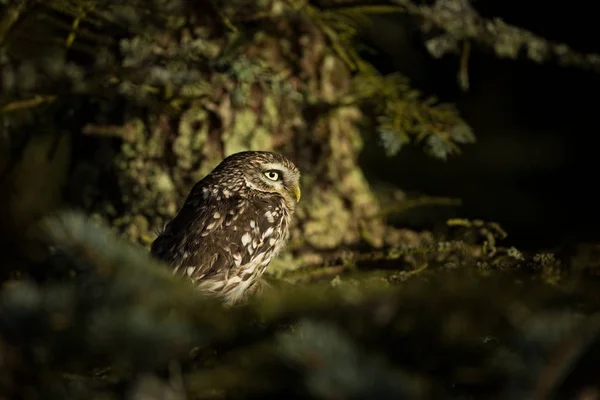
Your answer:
[394,0,600,73]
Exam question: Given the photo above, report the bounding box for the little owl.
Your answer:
[150,151,301,305]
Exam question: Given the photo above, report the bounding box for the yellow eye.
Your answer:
[264,170,280,181]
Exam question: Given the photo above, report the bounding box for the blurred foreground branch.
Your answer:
[1,211,600,399]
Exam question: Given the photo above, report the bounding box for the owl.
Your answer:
[150,151,301,305]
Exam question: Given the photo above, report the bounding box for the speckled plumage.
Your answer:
[150,151,301,305]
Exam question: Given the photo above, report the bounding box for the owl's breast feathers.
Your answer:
[150,181,292,302]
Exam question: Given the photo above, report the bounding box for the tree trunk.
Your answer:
[0,1,465,277]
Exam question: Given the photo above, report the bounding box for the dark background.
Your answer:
[358,2,600,251]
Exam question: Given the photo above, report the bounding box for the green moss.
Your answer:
[302,192,351,249]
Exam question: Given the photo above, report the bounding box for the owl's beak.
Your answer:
[291,184,301,202]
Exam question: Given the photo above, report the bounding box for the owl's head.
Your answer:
[218,151,301,208]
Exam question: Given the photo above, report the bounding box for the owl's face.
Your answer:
[211,151,301,209]
[242,152,301,208]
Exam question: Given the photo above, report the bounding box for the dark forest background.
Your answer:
[360,2,600,251]
[1,1,600,399]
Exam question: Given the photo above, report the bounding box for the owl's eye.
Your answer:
[264,170,281,181]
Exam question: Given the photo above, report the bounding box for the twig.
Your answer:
[0,95,57,113]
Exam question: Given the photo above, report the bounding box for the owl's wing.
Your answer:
[151,185,283,283]
[150,184,232,277]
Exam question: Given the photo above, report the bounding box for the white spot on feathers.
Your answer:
[264,211,274,223]
[241,232,252,246]
[233,253,242,266]
[252,252,266,265]
[263,226,274,238]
